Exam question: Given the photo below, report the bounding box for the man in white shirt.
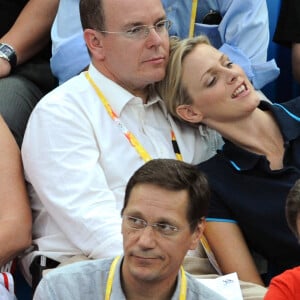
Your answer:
[20,0,221,290]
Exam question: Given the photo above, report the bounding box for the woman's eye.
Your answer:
[226,61,233,68]
[207,77,216,87]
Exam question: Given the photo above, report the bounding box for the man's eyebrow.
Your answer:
[123,16,167,29]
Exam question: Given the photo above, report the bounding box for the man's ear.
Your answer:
[176,104,203,123]
[190,218,206,250]
[83,29,105,59]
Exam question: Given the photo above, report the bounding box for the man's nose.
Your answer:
[137,225,157,248]
[145,28,163,46]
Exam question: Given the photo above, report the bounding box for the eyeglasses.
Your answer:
[98,19,172,40]
[122,215,180,236]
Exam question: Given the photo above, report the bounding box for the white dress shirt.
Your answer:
[20,64,221,283]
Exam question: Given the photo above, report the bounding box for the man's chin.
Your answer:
[129,267,161,282]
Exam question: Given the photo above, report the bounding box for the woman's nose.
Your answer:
[225,68,239,84]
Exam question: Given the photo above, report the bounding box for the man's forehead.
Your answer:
[125,184,188,215]
[103,0,166,25]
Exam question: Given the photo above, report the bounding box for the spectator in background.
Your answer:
[264,178,300,300]
[51,0,279,91]
[33,159,226,300]
[50,0,88,84]
[163,0,279,91]
[273,0,300,84]
[0,0,58,147]
[157,35,300,286]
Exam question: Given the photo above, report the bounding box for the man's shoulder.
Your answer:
[44,257,114,281]
[36,258,115,299]
[168,115,223,164]
[32,73,92,112]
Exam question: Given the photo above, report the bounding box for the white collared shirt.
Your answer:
[20,64,221,283]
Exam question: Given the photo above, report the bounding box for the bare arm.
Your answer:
[0,116,32,267]
[205,221,264,286]
[0,0,59,76]
[292,43,300,84]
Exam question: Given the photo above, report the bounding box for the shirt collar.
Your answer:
[88,64,164,116]
[264,100,300,141]
[112,256,181,299]
[221,100,300,171]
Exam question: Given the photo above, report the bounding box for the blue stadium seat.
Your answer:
[263,0,300,101]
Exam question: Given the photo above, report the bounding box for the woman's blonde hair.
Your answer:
[156,35,211,122]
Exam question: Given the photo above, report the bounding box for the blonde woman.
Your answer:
[157,35,300,287]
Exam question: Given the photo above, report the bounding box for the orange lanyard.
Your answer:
[105,256,187,300]
[85,72,182,162]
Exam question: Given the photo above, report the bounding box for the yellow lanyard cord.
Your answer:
[189,0,198,37]
[171,130,183,161]
[105,256,120,300]
[179,266,187,300]
[105,256,187,300]
[85,72,182,162]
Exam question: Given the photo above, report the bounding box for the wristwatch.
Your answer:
[0,43,17,69]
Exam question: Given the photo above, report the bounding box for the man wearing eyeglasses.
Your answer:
[33,159,226,300]
[20,0,222,291]
[49,0,279,92]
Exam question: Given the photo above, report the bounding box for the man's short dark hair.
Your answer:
[121,159,210,231]
[80,0,105,31]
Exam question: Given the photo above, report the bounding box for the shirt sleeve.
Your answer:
[197,158,236,223]
[22,97,123,259]
[217,0,279,89]
[205,190,236,223]
[164,0,279,89]
[193,0,279,90]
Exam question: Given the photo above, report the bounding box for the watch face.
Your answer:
[0,44,17,68]
[0,45,13,56]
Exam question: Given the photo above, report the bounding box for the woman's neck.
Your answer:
[208,109,285,170]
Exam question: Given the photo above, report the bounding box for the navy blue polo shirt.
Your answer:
[198,97,300,276]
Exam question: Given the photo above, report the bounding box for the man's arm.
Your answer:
[0,0,59,76]
[21,97,123,259]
